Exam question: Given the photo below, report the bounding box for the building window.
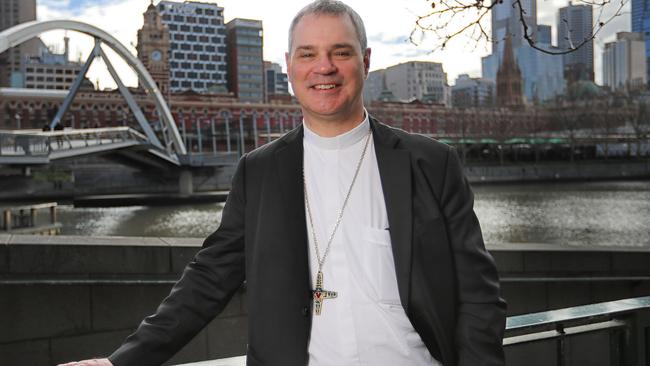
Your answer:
[188,72,197,78]
[193,26,203,33]
[193,44,203,51]
[187,35,197,42]
[181,44,191,50]
[187,53,197,60]
[180,25,190,32]
[174,34,184,41]
[194,81,204,89]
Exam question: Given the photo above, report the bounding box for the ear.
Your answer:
[363,48,371,78]
[285,52,292,82]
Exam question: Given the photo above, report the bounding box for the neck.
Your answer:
[303,109,366,138]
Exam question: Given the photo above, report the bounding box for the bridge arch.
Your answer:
[0,19,187,155]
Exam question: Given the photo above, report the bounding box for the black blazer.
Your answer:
[110,117,506,366]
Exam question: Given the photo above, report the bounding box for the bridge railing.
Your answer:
[0,127,150,158]
[0,131,49,156]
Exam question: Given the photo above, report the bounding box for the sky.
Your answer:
[34,0,631,90]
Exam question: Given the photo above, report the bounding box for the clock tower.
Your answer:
[137,0,170,95]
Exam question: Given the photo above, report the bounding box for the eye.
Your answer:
[334,51,351,57]
[298,52,314,58]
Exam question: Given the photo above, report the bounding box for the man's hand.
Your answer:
[57,358,113,366]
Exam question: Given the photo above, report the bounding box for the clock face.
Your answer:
[151,50,162,62]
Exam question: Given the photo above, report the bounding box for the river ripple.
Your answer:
[53,180,650,247]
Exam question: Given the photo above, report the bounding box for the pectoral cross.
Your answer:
[312,271,337,315]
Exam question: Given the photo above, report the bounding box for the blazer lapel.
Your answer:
[274,126,311,284]
[370,117,413,311]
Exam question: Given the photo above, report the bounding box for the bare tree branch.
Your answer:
[410,0,628,55]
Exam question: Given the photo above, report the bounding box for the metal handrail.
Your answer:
[505,296,650,333]
[504,296,650,366]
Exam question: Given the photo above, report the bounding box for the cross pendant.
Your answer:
[312,270,337,315]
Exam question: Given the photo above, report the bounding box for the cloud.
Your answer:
[368,33,410,46]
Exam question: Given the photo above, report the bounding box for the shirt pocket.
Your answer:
[362,226,401,305]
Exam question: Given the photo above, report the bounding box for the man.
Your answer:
[60,1,505,365]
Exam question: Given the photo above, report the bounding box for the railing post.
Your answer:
[30,207,37,228]
[3,210,10,231]
[50,205,57,225]
[556,323,566,366]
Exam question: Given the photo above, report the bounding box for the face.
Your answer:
[286,14,371,125]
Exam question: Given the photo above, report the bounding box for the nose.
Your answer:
[315,55,336,74]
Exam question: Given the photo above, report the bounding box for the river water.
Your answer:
[53,180,650,248]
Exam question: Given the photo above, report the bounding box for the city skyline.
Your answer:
[32,0,631,91]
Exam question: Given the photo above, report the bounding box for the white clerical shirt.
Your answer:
[303,113,441,366]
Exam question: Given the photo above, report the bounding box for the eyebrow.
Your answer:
[294,43,356,52]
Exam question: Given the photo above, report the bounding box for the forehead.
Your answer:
[291,13,360,50]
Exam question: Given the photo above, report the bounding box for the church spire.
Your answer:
[496,32,524,108]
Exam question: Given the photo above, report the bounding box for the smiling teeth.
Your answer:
[314,84,336,90]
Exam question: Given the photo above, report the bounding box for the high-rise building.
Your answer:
[558,3,594,82]
[264,61,289,101]
[22,37,83,90]
[157,0,227,93]
[137,1,171,95]
[226,18,264,103]
[452,74,495,108]
[491,0,538,55]
[0,0,40,87]
[631,0,650,85]
[537,25,552,45]
[364,61,450,106]
[603,32,647,92]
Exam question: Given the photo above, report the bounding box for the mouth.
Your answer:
[311,83,339,91]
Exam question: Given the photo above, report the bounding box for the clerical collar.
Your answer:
[303,111,370,150]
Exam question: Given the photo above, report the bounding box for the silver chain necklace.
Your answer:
[303,126,372,315]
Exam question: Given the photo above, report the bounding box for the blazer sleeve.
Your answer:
[440,147,507,366]
[109,156,247,366]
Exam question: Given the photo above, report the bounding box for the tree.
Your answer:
[410,0,627,55]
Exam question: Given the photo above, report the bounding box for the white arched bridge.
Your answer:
[0,19,237,167]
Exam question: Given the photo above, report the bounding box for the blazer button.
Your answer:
[302,306,310,316]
